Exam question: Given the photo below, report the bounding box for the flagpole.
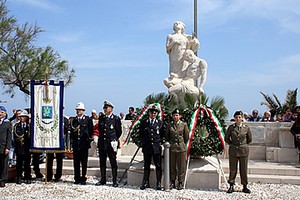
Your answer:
[194,0,198,56]
[183,154,191,189]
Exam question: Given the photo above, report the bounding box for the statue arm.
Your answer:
[166,35,176,54]
[198,60,208,93]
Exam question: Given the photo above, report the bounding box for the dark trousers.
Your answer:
[0,153,8,183]
[228,156,248,185]
[99,150,117,169]
[143,153,162,172]
[170,151,186,182]
[47,153,64,181]
[32,153,42,175]
[73,149,88,182]
[16,153,31,179]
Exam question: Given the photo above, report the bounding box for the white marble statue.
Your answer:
[164,49,208,102]
[166,21,200,78]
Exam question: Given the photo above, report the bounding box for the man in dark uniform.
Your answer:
[0,106,12,187]
[70,102,93,185]
[96,101,122,187]
[14,110,32,184]
[225,111,252,194]
[166,109,189,190]
[125,107,136,120]
[139,104,165,190]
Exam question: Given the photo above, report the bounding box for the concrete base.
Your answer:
[127,156,221,190]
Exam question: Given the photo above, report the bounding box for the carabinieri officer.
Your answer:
[225,110,252,194]
[96,101,122,187]
[139,104,165,190]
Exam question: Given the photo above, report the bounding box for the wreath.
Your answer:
[123,104,226,157]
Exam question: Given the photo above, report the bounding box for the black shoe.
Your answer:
[25,179,31,184]
[35,173,44,179]
[74,181,80,184]
[227,185,234,193]
[81,181,86,185]
[177,182,183,190]
[242,186,251,193]
[112,182,118,187]
[54,178,62,182]
[156,181,162,190]
[140,182,150,190]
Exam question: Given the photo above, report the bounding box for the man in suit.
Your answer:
[139,105,165,190]
[0,106,12,187]
[225,111,252,194]
[165,109,189,190]
[96,101,122,187]
[70,102,93,185]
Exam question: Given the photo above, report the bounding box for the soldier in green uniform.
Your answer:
[166,109,189,190]
[225,111,252,194]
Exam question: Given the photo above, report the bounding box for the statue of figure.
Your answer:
[164,50,208,103]
[166,21,200,78]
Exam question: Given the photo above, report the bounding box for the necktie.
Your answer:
[151,119,154,125]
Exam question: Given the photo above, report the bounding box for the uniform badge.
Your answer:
[110,124,114,129]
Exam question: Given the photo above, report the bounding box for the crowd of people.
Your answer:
[232,106,300,123]
[1,102,300,193]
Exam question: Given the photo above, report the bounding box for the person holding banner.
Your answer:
[165,109,189,190]
[0,106,12,187]
[96,101,122,187]
[225,111,252,194]
[139,105,165,190]
[70,102,93,185]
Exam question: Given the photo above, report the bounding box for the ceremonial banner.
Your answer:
[30,80,64,151]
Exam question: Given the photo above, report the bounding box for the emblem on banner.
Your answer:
[42,106,53,119]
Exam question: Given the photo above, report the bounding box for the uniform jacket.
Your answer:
[13,122,30,155]
[98,114,122,151]
[139,118,164,154]
[290,123,300,148]
[0,119,12,154]
[166,120,189,153]
[70,115,93,151]
[225,123,252,157]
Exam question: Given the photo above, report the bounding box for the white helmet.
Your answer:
[75,102,85,110]
[19,110,28,117]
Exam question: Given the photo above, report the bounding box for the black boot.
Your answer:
[177,182,183,190]
[156,170,162,190]
[140,170,150,190]
[96,168,106,186]
[227,184,234,193]
[242,185,251,193]
[112,167,118,187]
[16,177,22,184]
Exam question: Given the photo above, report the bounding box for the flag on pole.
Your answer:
[30,80,64,151]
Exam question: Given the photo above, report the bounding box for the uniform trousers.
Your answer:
[47,153,64,181]
[143,153,161,171]
[73,149,88,182]
[0,154,8,183]
[32,153,42,175]
[16,152,31,179]
[170,151,186,182]
[99,150,117,169]
[228,155,248,185]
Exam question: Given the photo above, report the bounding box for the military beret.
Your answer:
[103,100,114,108]
[0,106,7,113]
[234,110,243,117]
[172,109,180,115]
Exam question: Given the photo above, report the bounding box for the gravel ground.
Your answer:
[1,176,300,200]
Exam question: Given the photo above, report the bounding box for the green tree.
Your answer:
[0,0,75,97]
[260,88,298,115]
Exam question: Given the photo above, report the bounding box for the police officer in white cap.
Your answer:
[70,102,93,185]
[96,101,122,187]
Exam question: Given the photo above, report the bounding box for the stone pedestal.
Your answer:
[127,156,221,189]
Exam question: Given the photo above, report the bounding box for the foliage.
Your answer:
[131,93,228,157]
[0,0,75,97]
[260,89,298,115]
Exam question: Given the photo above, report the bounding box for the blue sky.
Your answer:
[1,0,300,119]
